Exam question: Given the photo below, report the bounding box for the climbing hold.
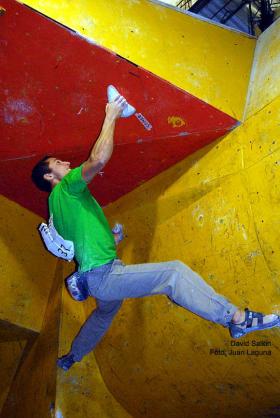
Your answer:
[107,85,136,118]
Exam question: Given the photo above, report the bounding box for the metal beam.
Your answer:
[221,0,250,23]
[188,0,212,13]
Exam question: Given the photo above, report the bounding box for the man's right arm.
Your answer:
[82,95,127,184]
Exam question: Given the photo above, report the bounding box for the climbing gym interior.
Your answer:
[0,0,280,417]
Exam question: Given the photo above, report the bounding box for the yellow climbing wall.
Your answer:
[1,262,63,418]
[96,20,280,418]
[0,195,57,415]
[0,195,57,332]
[24,0,255,120]
[0,340,26,411]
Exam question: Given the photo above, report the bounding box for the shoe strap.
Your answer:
[244,308,263,328]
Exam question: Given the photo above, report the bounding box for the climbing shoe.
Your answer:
[57,353,76,371]
[229,308,280,338]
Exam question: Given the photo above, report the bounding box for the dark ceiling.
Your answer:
[177,0,280,35]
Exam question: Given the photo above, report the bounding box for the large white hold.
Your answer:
[107,85,136,118]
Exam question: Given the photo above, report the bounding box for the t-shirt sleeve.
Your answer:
[61,165,88,195]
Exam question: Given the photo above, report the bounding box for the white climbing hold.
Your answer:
[107,85,136,118]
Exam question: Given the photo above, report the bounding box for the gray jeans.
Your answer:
[70,259,238,361]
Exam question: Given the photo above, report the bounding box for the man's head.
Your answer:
[32,156,71,192]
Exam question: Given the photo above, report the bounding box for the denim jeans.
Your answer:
[70,259,238,361]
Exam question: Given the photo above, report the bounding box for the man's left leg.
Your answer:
[57,299,122,371]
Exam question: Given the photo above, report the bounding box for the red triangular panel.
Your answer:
[0,0,238,217]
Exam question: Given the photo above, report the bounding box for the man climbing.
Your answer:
[32,94,280,371]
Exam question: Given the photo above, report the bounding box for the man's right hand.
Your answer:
[105,95,128,121]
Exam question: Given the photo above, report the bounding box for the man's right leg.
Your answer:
[94,259,280,336]
[94,259,237,327]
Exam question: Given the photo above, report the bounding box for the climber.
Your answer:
[31,93,280,371]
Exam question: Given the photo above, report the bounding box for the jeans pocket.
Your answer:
[86,260,119,296]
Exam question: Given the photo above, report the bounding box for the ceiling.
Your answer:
[176,0,280,35]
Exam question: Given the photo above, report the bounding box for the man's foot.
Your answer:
[57,353,76,371]
[229,308,280,338]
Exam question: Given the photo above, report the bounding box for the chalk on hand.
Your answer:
[107,85,136,118]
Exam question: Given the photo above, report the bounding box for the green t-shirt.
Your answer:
[48,165,117,272]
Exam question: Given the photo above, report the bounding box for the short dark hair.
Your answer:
[31,155,53,192]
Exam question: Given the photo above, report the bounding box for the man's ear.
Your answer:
[43,172,53,181]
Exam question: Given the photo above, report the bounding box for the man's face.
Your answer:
[46,157,71,181]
